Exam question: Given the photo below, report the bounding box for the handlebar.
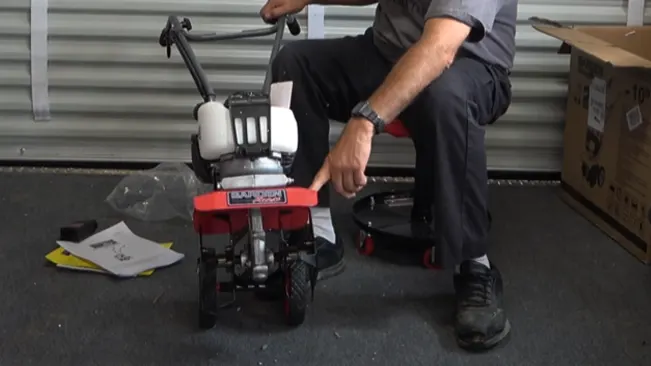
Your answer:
[286,17,301,37]
[159,14,302,102]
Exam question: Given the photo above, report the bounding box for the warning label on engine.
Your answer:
[227,189,287,206]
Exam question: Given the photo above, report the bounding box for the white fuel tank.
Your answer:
[196,100,299,161]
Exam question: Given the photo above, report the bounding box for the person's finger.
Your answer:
[330,169,345,197]
[267,4,291,20]
[342,170,359,196]
[259,1,274,19]
[309,162,331,191]
[260,2,283,21]
[353,168,367,188]
[332,171,356,198]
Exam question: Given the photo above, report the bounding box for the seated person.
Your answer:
[262,0,516,351]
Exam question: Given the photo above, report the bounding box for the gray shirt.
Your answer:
[372,0,518,70]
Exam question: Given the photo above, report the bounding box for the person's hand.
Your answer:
[260,0,310,22]
[309,117,375,198]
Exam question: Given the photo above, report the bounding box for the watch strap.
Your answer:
[352,101,386,135]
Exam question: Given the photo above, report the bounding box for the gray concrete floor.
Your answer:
[0,170,650,366]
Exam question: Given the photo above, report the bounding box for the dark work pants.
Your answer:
[271,28,512,267]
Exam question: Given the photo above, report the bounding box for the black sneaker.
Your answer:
[314,237,345,281]
[453,261,511,351]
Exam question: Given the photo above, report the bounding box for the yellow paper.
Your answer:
[45,242,173,277]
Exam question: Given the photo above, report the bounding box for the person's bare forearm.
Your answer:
[309,0,377,6]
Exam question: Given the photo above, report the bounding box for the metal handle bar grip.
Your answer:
[286,14,302,36]
[184,23,279,42]
[180,14,301,42]
[159,14,300,102]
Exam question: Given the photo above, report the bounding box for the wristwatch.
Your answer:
[351,100,386,135]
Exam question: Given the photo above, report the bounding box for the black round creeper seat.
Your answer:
[351,120,492,269]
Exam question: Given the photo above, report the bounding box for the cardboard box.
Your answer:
[532,19,651,263]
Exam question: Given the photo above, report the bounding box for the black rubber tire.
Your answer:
[283,260,310,327]
[198,259,218,330]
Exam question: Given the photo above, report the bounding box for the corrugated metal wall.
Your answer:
[0,0,307,163]
[0,0,647,171]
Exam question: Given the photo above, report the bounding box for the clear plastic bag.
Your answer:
[105,163,211,222]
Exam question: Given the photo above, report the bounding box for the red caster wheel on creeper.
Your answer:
[422,247,441,270]
[357,231,375,256]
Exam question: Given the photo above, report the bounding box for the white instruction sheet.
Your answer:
[56,222,184,278]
